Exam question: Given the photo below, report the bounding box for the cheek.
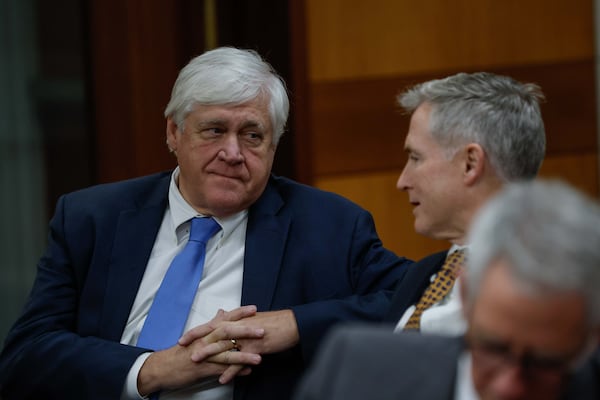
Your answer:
[180,140,217,162]
[471,360,493,396]
[245,149,274,173]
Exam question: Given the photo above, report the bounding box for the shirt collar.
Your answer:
[449,244,469,255]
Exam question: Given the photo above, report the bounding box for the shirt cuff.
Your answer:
[121,352,153,400]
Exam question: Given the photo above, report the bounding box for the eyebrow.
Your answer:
[195,119,267,131]
[469,330,577,362]
[240,120,266,131]
[404,145,417,154]
[195,119,226,129]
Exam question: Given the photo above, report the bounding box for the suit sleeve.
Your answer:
[0,195,147,400]
[290,209,411,360]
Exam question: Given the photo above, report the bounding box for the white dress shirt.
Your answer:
[394,245,468,335]
[120,167,246,400]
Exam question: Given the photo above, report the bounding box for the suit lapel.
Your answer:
[241,178,290,311]
[385,250,448,322]
[99,175,170,340]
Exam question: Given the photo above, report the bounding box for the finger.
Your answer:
[179,306,258,346]
[207,350,261,366]
[237,366,253,377]
[202,324,265,345]
[180,309,233,345]
[189,326,264,361]
[221,305,258,322]
[178,322,216,346]
[188,339,235,362]
[208,309,225,323]
[218,365,250,384]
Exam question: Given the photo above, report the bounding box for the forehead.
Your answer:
[470,260,588,354]
[187,98,272,129]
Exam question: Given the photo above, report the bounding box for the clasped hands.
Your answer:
[137,305,299,396]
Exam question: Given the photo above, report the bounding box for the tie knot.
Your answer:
[189,217,221,243]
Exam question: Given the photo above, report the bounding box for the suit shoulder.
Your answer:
[59,171,171,214]
[270,175,365,212]
[325,324,463,362]
[330,323,459,345]
[66,171,169,199]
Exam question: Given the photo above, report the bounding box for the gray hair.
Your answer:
[398,72,546,181]
[466,180,600,327]
[164,47,290,144]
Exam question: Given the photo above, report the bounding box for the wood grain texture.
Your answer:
[306,0,594,81]
[89,1,189,183]
[310,60,597,176]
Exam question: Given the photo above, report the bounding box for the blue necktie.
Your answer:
[137,217,221,351]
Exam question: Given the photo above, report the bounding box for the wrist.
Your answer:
[137,352,162,396]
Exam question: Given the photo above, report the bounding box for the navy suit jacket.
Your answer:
[383,250,448,324]
[0,172,410,400]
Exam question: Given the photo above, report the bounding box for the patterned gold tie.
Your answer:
[404,249,466,331]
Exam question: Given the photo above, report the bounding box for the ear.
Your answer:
[166,117,179,153]
[463,143,485,185]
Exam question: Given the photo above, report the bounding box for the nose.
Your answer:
[396,166,409,191]
[489,366,528,400]
[218,134,244,164]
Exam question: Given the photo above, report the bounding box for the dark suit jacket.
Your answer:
[294,326,461,400]
[565,348,600,399]
[0,172,410,400]
[294,325,600,400]
[383,250,448,324]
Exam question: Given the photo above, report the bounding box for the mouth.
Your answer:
[409,201,420,214]
[208,171,245,181]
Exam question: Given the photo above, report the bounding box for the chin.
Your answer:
[207,191,256,216]
[210,196,245,213]
[413,222,430,237]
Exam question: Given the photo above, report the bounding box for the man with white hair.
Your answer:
[0,47,410,400]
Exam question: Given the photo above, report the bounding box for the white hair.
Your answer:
[165,47,289,144]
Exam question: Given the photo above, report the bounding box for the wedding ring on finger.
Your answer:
[230,338,240,352]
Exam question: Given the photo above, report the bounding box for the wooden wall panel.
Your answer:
[89,1,193,183]
[306,0,593,81]
[310,60,597,176]
[539,153,599,196]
